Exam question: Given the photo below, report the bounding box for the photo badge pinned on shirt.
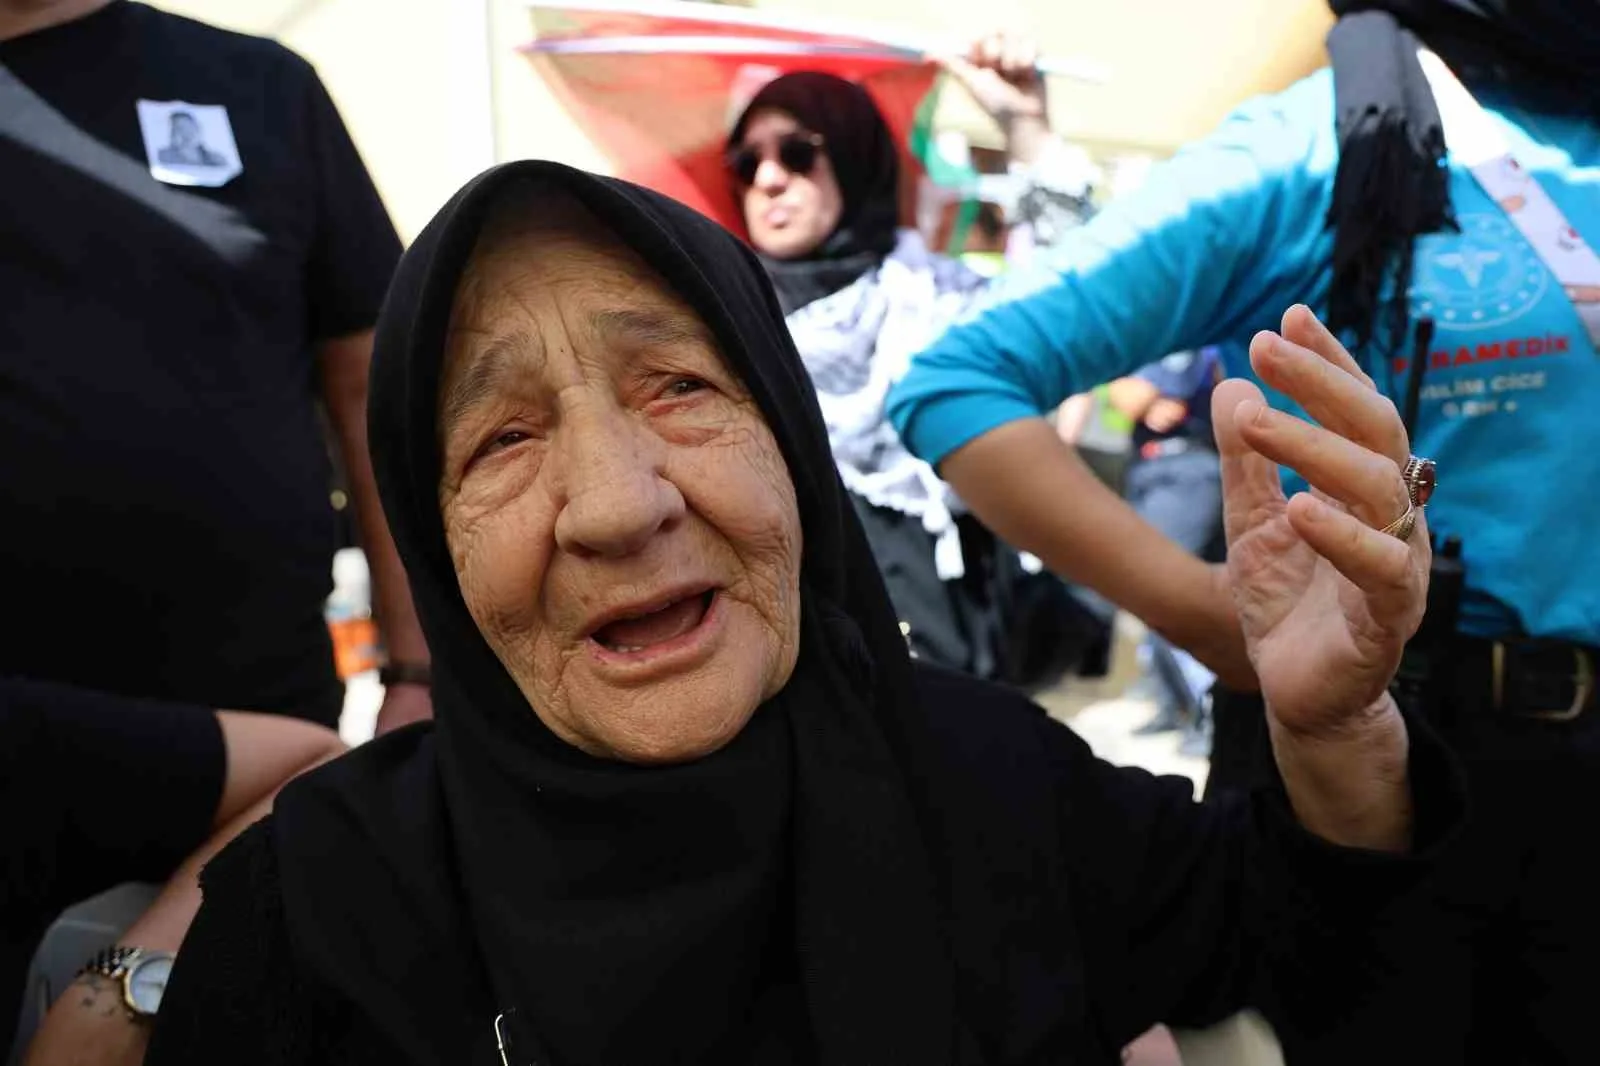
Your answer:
[135,99,243,188]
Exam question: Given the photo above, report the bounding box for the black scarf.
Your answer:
[729,72,902,315]
[269,161,959,1065]
[1326,0,1600,351]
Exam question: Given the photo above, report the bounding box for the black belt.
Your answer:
[1451,638,1598,722]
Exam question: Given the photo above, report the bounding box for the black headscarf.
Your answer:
[269,161,959,1065]
[1325,0,1600,351]
[728,72,902,315]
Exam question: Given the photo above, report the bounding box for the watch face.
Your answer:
[125,954,174,1015]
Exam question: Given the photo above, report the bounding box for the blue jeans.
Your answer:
[1124,448,1223,714]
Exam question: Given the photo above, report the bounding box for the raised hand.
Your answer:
[1143,397,1188,435]
[1215,305,1432,740]
[940,30,1048,127]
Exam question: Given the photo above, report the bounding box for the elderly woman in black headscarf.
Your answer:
[144,161,1457,1065]
[724,38,1098,681]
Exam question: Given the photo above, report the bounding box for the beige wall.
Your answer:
[757,0,1334,156]
[154,0,603,241]
[153,0,1335,241]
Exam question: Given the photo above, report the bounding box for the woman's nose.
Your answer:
[551,399,685,558]
[752,155,790,194]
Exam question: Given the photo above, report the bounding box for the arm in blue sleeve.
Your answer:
[888,72,1340,467]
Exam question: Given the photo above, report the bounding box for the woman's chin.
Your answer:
[580,688,762,765]
[750,228,821,261]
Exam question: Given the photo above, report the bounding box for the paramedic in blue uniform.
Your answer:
[888,2,1599,1062]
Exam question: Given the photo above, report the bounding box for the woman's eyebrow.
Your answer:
[591,308,716,352]
[440,330,539,437]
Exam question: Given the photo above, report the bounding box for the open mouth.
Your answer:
[591,590,716,654]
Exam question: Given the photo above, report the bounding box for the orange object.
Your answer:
[329,617,380,679]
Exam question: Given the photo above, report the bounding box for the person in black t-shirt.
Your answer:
[0,0,431,733]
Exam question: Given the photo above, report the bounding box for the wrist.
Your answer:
[1001,111,1051,165]
[79,946,176,1021]
[1269,685,1405,747]
[379,661,432,689]
[1269,693,1412,852]
[992,85,1048,125]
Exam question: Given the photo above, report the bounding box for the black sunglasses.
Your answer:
[725,131,826,186]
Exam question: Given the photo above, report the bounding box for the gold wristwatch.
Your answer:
[80,946,176,1020]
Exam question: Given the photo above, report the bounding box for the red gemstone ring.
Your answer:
[1403,456,1437,508]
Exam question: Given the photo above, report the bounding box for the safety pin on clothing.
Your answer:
[494,1011,536,1066]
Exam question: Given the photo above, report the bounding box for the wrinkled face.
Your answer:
[438,195,804,764]
[735,109,843,260]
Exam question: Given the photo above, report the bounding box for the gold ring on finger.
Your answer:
[1379,502,1418,542]
[1402,455,1437,508]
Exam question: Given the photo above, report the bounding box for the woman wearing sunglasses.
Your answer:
[724,32,1096,680]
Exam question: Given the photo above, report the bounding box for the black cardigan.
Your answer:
[148,666,1463,1065]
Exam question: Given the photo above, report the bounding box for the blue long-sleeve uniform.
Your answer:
[888,69,1600,645]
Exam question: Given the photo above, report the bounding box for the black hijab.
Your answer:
[269,161,960,1065]
[1325,0,1600,351]
[728,72,902,315]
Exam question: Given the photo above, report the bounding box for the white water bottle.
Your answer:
[326,548,378,678]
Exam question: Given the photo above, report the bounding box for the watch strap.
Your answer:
[379,661,432,688]
[81,946,141,979]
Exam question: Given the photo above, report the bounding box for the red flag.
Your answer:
[522,1,946,235]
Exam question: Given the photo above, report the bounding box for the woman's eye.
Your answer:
[480,429,530,457]
[666,377,708,398]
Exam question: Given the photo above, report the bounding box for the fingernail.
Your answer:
[1235,398,1267,427]
[1249,330,1286,366]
